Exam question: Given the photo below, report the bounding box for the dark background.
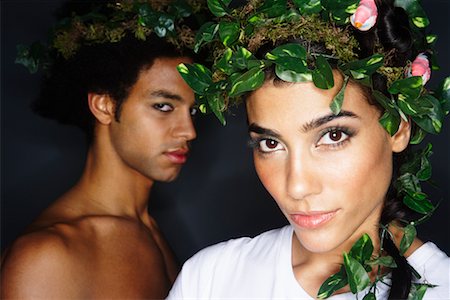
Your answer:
[1,1,449,263]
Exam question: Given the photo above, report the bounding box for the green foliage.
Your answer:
[400,224,417,255]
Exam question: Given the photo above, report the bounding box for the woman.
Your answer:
[170,0,449,298]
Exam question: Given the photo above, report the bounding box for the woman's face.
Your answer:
[246,73,410,253]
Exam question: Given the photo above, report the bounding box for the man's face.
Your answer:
[108,57,197,183]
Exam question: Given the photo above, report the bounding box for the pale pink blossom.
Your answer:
[350,0,378,31]
[410,53,431,84]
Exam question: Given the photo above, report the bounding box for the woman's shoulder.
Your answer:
[407,242,450,299]
[189,226,290,263]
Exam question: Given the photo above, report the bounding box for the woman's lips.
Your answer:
[290,210,338,229]
[165,149,189,164]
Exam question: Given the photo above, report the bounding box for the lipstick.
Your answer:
[290,210,338,229]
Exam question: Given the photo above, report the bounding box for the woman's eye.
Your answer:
[153,103,173,112]
[318,129,349,146]
[259,139,283,152]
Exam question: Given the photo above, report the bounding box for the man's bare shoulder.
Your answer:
[1,215,176,298]
[1,226,86,298]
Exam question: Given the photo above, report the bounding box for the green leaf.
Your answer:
[177,63,213,94]
[343,253,371,294]
[194,22,219,53]
[292,0,322,15]
[363,292,376,300]
[218,21,240,47]
[410,128,426,145]
[366,255,397,268]
[408,283,428,300]
[399,143,433,178]
[207,0,232,17]
[410,95,445,134]
[266,43,307,60]
[341,54,384,80]
[349,233,374,264]
[233,47,254,69]
[435,76,450,115]
[312,55,334,89]
[169,0,193,18]
[206,93,226,125]
[330,75,349,115]
[379,111,401,136]
[229,67,265,97]
[317,266,348,299]
[275,65,312,82]
[389,76,423,103]
[255,0,288,18]
[403,193,434,214]
[426,34,437,45]
[216,48,234,75]
[399,224,417,255]
[394,0,430,28]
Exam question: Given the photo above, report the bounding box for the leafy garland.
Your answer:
[177,0,450,299]
[15,0,205,74]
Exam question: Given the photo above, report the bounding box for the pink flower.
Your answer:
[410,53,431,85]
[350,0,378,31]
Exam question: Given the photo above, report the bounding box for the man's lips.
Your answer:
[290,210,339,229]
[165,149,189,164]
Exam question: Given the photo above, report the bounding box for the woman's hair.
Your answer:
[252,0,420,298]
[32,35,192,142]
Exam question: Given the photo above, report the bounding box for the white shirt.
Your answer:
[168,226,450,299]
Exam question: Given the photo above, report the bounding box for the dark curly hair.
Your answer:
[32,35,193,142]
[251,0,425,298]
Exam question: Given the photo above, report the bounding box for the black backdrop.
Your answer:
[2,1,449,263]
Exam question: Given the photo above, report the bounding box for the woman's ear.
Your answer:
[391,118,411,153]
[88,93,115,125]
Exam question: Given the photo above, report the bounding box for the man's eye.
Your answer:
[258,139,284,153]
[153,103,173,112]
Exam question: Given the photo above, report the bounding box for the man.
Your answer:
[1,2,197,298]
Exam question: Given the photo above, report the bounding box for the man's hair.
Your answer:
[33,35,192,141]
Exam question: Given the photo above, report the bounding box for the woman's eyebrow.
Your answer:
[248,123,282,139]
[301,110,359,133]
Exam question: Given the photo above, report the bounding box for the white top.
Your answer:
[168,226,450,299]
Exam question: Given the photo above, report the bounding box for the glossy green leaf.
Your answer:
[229,67,265,97]
[312,55,334,89]
[255,0,288,18]
[169,0,193,18]
[216,48,234,74]
[426,34,437,45]
[399,224,417,255]
[275,65,312,82]
[292,0,322,15]
[177,63,212,94]
[207,0,232,17]
[343,253,371,294]
[349,233,374,264]
[394,0,429,28]
[408,283,428,300]
[194,22,219,53]
[233,47,254,69]
[206,93,226,125]
[366,255,397,268]
[403,193,434,214]
[389,76,423,102]
[410,128,426,145]
[379,111,401,136]
[266,43,308,60]
[363,292,376,300]
[409,95,445,134]
[399,144,433,180]
[330,75,349,115]
[341,54,384,80]
[317,266,347,299]
[435,76,450,115]
[218,21,240,47]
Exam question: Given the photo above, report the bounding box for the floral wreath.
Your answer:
[177,0,450,299]
[15,0,205,74]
